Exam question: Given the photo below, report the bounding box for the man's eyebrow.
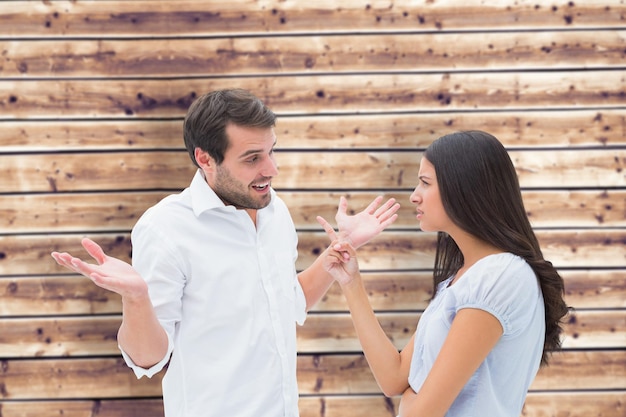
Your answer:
[239,140,277,158]
[240,148,263,158]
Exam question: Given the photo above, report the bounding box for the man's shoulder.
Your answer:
[136,189,191,226]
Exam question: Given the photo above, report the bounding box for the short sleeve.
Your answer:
[453,253,541,337]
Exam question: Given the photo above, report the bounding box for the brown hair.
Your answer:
[183,89,276,167]
[425,130,570,366]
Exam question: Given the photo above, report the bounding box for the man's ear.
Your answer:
[194,148,215,172]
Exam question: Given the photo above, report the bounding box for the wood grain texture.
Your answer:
[0,351,623,399]
[0,392,624,417]
[0,399,166,417]
[1,109,624,151]
[0,310,621,358]
[0,0,623,37]
[1,31,624,77]
[0,1,623,415]
[1,229,623,276]
[1,269,622,317]
[1,190,623,234]
[1,71,624,119]
[1,149,623,193]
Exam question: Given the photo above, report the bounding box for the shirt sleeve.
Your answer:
[119,333,174,379]
[119,213,187,378]
[274,193,308,326]
[294,276,307,326]
[454,254,541,337]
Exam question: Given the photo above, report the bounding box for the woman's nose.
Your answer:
[410,188,420,204]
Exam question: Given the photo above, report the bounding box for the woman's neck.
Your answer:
[448,229,503,285]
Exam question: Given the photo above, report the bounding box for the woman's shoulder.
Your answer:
[455,253,541,331]
[475,252,534,281]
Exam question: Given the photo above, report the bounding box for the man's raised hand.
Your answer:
[51,238,148,301]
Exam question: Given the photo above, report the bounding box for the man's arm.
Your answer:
[52,238,168,368]
[297,252,336,311]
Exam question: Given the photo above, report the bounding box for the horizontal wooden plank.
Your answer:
[562,270,626,309]
[1,351,623,399]
[510,149,625,188]
[530,350,626,391]
[561,310,626,349]
[0,192,166,233]
[0,315,121,358]
[302,392,626,417]
[0,310,621,358]
[2,189,623,234]
[2,149,623,193]
[1,109,624,151]
[1,71,624,119]
[2,230,623,276]
[0,276,123,317]
[0,392,624,417]
[1,152,195,193]
[295,230,626,270]
[1,269,622,317]
[0,0,623,38]
[521,392,626,417]
[0,358,163,400]
[2,31,624,78]
[0,399,165,417]
[298,351,626,394]
[298,310,624,352]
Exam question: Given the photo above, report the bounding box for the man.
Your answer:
[51,88,399,417]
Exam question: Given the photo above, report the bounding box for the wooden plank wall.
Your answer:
[0,1,624,416]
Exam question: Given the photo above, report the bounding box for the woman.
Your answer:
[319,130,570,417]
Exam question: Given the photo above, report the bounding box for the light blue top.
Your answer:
[408,253,545,417]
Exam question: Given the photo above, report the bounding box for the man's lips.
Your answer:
[252,182,270,191]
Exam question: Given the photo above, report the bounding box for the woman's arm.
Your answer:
[398,308,503,417]
[343,274,416,396]
[322,242,414,396]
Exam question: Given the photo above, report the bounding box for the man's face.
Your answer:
[209,123,278,210]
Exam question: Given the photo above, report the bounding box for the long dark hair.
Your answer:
[424,130,569,366]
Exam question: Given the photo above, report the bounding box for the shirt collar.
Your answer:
[189,169,276,218]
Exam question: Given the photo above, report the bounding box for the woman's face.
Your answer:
[409,157,451,232]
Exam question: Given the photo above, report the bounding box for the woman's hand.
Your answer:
[321,241,361,287]
[317,195,399,249]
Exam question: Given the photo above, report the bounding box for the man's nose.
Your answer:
[263,156,279,177]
